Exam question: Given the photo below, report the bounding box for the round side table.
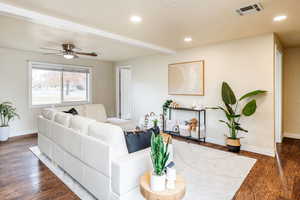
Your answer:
[140,171,186,200]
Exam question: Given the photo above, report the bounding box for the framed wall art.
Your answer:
[168,60,205,96]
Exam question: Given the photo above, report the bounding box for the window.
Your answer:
[30,62,91,107]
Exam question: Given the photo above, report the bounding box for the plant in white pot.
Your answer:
[150,132,170,191]
[0,102,19,141]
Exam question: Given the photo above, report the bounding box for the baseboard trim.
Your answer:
[10,128,38,138]
[9,133,37,141]
[284,132,300,140]
[206,137,275,157]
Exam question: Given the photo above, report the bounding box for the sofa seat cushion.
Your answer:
[85,104,107,122]
[88,122,128,158]
[70,115,96,135]
[41,108,57,120]
[107,118,135,131]
[54,112,72,127]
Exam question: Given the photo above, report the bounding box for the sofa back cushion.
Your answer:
[41,108,57,120]
[88,122,128,158]
[85,104,107,122]
[70,115,96,135]
[54,112,72,127]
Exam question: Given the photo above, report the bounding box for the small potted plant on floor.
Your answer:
[0,102,19,141]
[150,132,170,191]
[211,82,266,152]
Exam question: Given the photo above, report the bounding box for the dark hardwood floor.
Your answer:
[0,135,79,200]
[0,135,299,200]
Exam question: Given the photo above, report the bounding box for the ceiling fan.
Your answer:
[41,43,98,59]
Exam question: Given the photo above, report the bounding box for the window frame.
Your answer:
[28,61,92,108]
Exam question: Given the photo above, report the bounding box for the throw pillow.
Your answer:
[124,128,158,153]
[63,108,79,115]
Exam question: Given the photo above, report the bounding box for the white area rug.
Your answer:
[30,140,256,200]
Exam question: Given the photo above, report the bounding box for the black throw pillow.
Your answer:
[124,128,157,153]
[63,108,79,115]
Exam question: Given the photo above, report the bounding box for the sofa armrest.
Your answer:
[107,118,135,131]
[111,148,152,196]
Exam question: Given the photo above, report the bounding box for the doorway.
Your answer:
[116,66,132,119]
[275,45,283,143]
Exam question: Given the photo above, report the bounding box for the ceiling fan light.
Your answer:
[63,53,74,59]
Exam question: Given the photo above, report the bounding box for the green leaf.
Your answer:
[239,90,267,101]
[236,126,248,133]
[242,99,257,116]
[228,114,241,118]
[225,103,234,115]
[222,82,237,105]
[219,120,231,128]
[150,132,170,176]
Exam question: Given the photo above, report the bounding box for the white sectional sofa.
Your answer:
[37,104,152,200]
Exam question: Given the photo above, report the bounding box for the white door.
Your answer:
[118,67,132,119]
[275,47,283,143]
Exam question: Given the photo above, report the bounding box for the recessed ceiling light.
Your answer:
[273,15,287,22]
[184,37,192,42]
[130,15,142,23]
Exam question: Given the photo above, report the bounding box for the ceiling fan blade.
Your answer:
[40,47,62,52]
[74,52,98,57]
[73,47,82,51]
[43,53,63,55]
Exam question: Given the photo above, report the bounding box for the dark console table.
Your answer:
[162,107,206,142]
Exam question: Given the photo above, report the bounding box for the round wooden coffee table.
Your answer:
[140,171,186,200]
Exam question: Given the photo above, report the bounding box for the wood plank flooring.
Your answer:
[0,135,299,200]
[0,136,79,200]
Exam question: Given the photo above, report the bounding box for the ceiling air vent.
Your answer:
[236,3,263,16]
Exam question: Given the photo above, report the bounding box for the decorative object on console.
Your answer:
[170,101,180,108]
[172,124,180,133]
[179,124,190,137]
[63,108,79,115]
[163,99,173,116]
[150,133,170,191]
[168,60,205,96]
[163,107,206,142]
[0,102,19,141]
[210,82,266,152]
[187,118,198,132]
[139,112,162,131]
[165,120,175,132]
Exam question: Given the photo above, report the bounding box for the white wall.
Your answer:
[283,48,300,139]
[116,34,275,156]
[0,47,115,137]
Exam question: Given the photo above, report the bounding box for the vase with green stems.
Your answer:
[210,82,266,152]
[0,102,20,141]
[150,132,170,191]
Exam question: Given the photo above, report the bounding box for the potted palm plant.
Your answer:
[150,132,170,191]
[0,102,19,141]
[211,82,266,152]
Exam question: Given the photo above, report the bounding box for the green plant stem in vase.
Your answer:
[163,100,173,116]
[150,132,170,191]
[0,102,20,141]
